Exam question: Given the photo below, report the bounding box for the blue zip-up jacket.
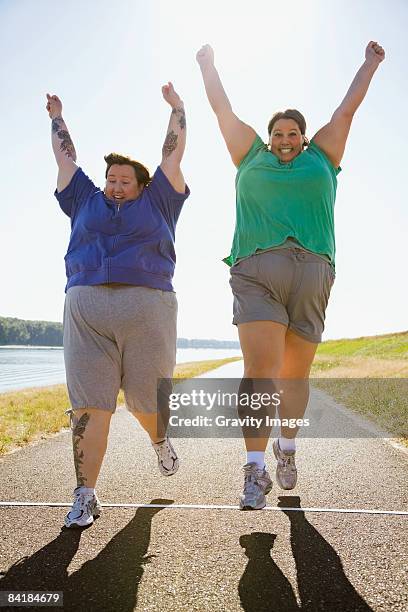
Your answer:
[55,166,190,292]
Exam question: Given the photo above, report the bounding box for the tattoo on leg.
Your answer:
[72,413,90,486]
[162,130,178,158]
[172,106,186,130]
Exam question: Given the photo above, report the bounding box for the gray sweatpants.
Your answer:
[63,285,177,413]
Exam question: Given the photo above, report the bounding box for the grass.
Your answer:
[312,331,408,377]
[0,386,69,455]
[311,378,408,440]
[315,330,408,360]
[311,331,408,445]
[0,356,242,456]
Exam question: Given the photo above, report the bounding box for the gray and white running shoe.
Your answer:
[152,436,179,476]
[239,462,273,510]
[64,487,102,529]
[273,439,297,490]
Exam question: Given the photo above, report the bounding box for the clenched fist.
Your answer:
[365,41,385,66]
[196,44,215,68]
[46,93,62,119]
[161,82,183,108]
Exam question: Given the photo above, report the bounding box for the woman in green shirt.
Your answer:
[197,41,385,509]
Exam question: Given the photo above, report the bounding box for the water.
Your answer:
[0,346,242,393]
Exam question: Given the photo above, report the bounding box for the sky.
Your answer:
[0,0,407,341]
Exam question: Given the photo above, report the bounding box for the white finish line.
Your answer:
[0,501,407,516]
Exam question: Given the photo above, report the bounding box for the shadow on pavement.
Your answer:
[0,499,173,612]
[239,496,374,611]
[285,495,373,611]
[239,532,299,611]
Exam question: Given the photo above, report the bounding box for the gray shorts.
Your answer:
[63,285,177,413]
[229,248,335,343]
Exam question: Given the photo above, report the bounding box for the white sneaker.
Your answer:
[239,462,273,510]
[273,439,297,490]
[152,436,179,476]
[64,487,102,528]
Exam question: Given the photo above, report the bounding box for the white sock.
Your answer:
[279,437,296,452]
[246,451,265,469]
[77,486,95,495]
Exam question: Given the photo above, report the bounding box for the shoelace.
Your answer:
[72,492,94,511]
[278,455,296,471]
[155,439,174,462]
[243,467,264,495]
[156,438,168,452]
[243,476,259,497]
[162,440,172,457]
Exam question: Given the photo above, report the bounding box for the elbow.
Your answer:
[209,97,232,118]
[334,107,355,121]
[208,100,222,116]
[161,155,183,170]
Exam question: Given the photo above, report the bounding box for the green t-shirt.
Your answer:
[223,135,342,267]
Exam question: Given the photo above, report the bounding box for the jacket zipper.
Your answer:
[108,204,120,283]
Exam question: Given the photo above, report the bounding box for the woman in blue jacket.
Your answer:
[46,84,189,528]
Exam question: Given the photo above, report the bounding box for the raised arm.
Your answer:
[160,82,187,193]
[312,41,385,168]
[46,94,78,192]
[196,44,256,167]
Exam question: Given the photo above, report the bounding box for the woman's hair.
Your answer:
[267,109,310,148]
[104,153,151,186]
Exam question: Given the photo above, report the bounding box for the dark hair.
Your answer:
[104,153,151,186]
[267,109,310,148]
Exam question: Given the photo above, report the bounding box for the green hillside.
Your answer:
[317,331,408,360]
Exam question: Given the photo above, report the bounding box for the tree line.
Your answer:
[0,317,63,346]
[0,317,240,349]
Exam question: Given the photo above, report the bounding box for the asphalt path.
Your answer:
[0,361,407,611]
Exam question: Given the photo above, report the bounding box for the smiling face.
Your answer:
[269,118,305,163]
[104,164,144,204]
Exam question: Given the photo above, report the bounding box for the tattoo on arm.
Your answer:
[172,106,186,130]
[162,130,178,158]
[52,116,76,159]
[51,117,62,133]
[57,130,76,158]
[72,412,90,486]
